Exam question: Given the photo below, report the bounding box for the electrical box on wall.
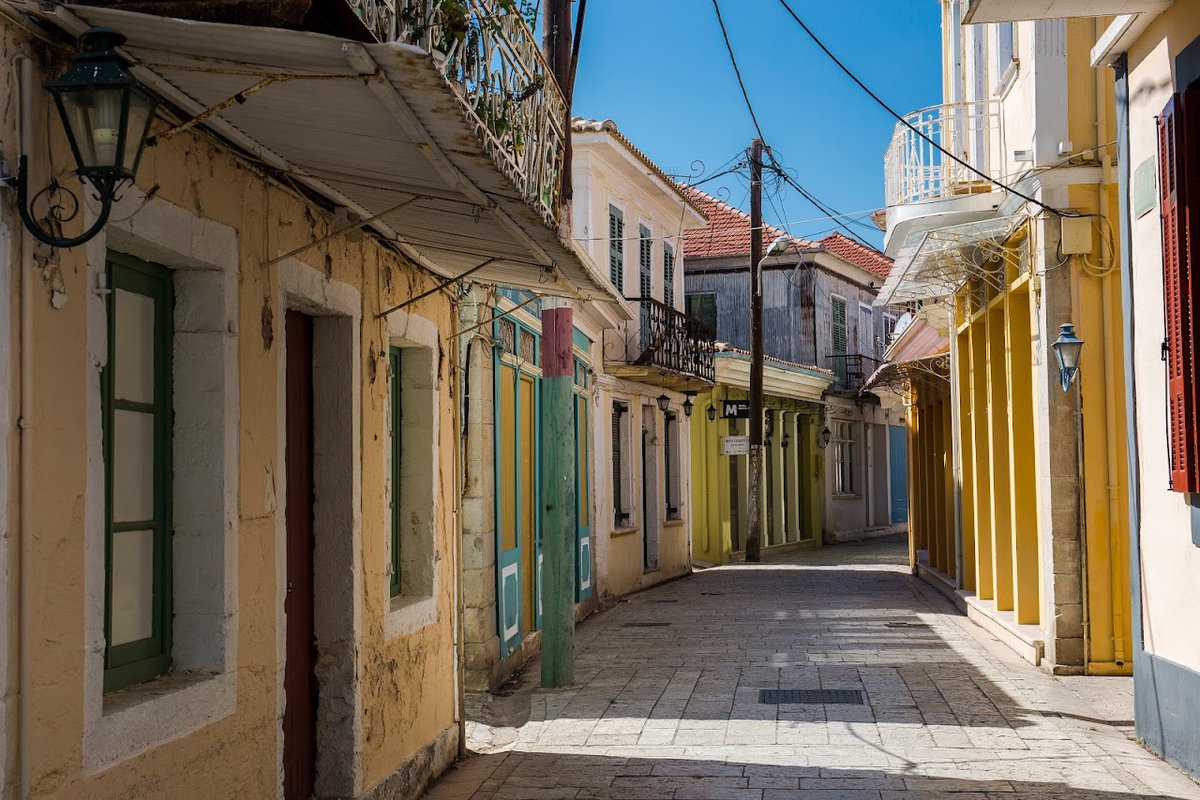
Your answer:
[1060,217,1094,255]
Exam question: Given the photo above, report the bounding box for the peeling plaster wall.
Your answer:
[0,20,457,799]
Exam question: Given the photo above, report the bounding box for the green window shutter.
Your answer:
[685,293,718,334]
[664,244,675,307]
[103,252,174,693]
[639,226,652,299]
[390,347,403,597]
[831,296,847,355]
[608,206,624,291]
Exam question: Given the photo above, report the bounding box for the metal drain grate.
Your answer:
[623,622,671,627]
[649,599,679,603]
[759,689,864,705]
[885,621,930,628]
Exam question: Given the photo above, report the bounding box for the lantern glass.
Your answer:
[1051,323,1084,391]
[45,28,157,184]
[818,426,832,448]
[707,406,716,422]
[656,394,670,413]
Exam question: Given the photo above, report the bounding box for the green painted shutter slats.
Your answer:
[608,206,624,291]
[685,293,717,334]
[639,226,653,299]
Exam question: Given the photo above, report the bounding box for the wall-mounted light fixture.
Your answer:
[656,394,670,413]
[782,433,791,449]
[682,391,696,418]
[1,28,157,249]
[818,426,832,449]
[706,405,717,422]
[1051,322,1084,392]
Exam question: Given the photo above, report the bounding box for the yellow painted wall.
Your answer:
[689,387,822,565]
[2,22,458,798]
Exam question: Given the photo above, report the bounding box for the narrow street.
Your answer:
[425,537,1200,800]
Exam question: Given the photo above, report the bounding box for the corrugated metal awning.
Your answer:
[875,215,1024,306]
[37,4,623,306]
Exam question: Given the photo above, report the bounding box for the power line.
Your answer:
[774,0,1078,218]
[709,0,875,247]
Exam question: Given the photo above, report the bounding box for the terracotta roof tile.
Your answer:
[818,232,893,279]
[680,185,816,259]
[572,118,704,216]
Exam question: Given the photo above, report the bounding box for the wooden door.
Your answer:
[284,311,317,800]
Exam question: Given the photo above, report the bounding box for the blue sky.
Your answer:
[571,1,944,247]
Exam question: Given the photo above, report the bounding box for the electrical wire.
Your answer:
[774,0,1080,218]
[709,0,878,248]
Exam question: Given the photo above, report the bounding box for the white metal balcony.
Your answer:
[882,101,1006,255]
[884,101,1003,208]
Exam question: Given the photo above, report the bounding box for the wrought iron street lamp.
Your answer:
[3,28,157,248]
[706,405,717,422]
[818,426,832,449]
[1051,323,1084,392]
[656,394,670,413]
[682,391,696,418]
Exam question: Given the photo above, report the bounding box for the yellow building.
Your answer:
[964,0,1200,778]
[690,351,833,564]
[0,4,615,798]
[877,3,1131,674]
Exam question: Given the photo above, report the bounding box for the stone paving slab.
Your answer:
[422,536,1200,800]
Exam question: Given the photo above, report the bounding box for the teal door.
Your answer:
[574,392,593,601]
[495,359,522,657]
[889,424,909,524]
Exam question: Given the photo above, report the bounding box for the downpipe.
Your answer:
[16,53,34,800]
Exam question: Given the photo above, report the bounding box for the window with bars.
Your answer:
[608,205,625,291]
[1159,91,1200,493]
[833,421,858,496]
[664,243,676,307]
[103,253,174,692]
[639,225,653,299]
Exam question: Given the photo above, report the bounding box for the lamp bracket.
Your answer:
[3,155,114,249]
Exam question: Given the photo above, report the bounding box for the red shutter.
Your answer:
[1159,92,1200,493]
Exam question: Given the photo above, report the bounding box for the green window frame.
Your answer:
[103,252,174,693]
[390,347,403,598]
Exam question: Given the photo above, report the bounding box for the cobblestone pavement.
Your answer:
[423,536,1200,799]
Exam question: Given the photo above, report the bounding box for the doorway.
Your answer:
[283,311,317,800]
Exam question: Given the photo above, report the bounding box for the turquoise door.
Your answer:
[574,392,593,601]
[495,359,522,657]
[888,424,909,524]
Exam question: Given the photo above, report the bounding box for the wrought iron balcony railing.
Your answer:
[884,101,1004,208]
[385,0,566,228]
[825,353,881,393]
[604,297,716,384]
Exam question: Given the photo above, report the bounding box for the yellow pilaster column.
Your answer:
[987,306,1014,611]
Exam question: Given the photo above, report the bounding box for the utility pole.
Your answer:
[544,0,574,218]
[746,138,764,562]
[541,0,575,689]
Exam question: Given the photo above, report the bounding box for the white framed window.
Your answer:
[991,22,1018,96]
[883,312,898,347]
[833,421,859,496]
[384,309,442,636]
[83,189,239,772]
[858,302,874,358]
